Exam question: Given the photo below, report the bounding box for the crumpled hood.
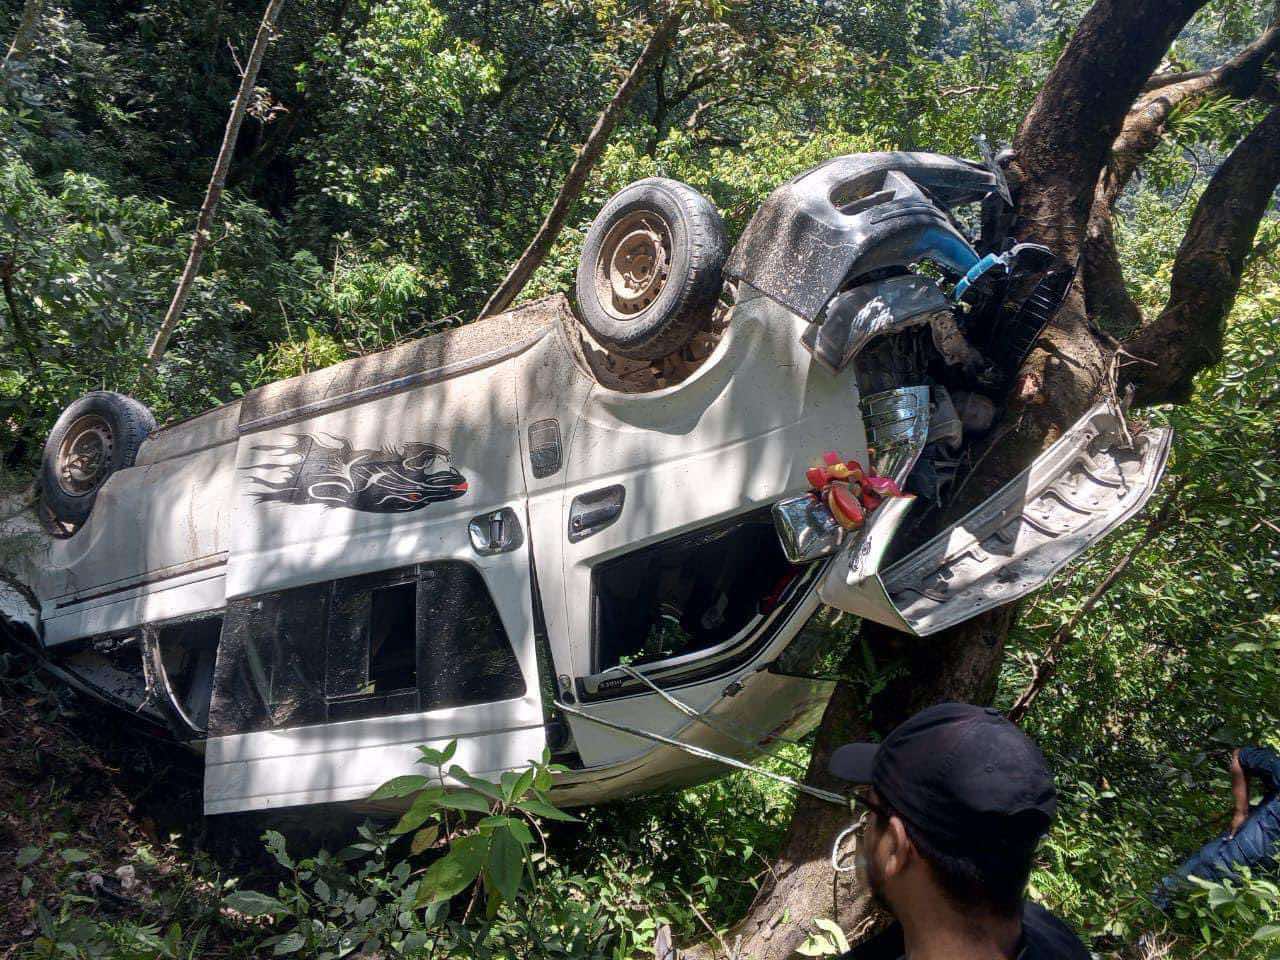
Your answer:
[724,151,1001,322]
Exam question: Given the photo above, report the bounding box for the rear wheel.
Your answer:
[576,178,727,361]
[40,391,155,527]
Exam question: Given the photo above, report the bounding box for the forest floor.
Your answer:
[0,646,257,956]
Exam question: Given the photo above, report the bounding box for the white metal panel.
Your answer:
[13,441,236,645]
[512,327,597,683]
[203,545,549,813]
[41,567,227,646]
[205,715,547,814]
[552,662,835,807]
[554,292,866,769]
[225,356,545,599]
[26,442,236,606]
[208,353,550,814]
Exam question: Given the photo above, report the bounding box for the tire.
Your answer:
[576,178,727,361]
[40,391,156,526]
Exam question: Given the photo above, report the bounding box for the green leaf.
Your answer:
[511,767,536,802]
[391,789,445,835]
[410,824,440,856]
[514,798,580,822]
[439,791,493,814]
[369,775,432,801]
[484,827,524,903]
[417,740,458,767]
[273,932,306,955]
[225,890,286,917]
[60,849,90,864]
[447,765,502,800]
[413,840,486,906]
[506,818,535,847]
[813,918,850,953]
[15,846,40,868]
[264,830,294,870]
[1252,924,1280,941]
[795,933,839,957]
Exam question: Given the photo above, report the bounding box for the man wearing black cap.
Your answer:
[828,702,1089,960]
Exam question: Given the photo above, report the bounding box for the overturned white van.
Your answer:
[0,153,1170,815]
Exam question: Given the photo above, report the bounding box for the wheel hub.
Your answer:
[596,211,672,320]
[56,415,114,497]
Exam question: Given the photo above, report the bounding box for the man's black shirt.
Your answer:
[839,902,1089,960]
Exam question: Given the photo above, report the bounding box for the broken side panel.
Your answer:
[819,402,1172,635]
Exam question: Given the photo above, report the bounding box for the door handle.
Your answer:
[568,485,625,543]
[468,507,523,555]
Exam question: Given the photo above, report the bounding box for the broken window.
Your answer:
[155,614,222,733]
[209,562,525,737]
[592,507,799,672]
[325,569,420,722]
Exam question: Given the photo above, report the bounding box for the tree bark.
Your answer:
[1083,19,1280,333]
[1124,105,1280,406]
[4,0,45,64]
[719,610,1018,959]
[477,6,684,319]
[144,0,287,371]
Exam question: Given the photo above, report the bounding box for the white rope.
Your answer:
[554,699,848,806]
[601,664,809,772]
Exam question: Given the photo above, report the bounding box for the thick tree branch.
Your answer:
[950,1,1212,518]
[1083,20,1280,332]
[1124,105,1280,405]
[1010,0,1208,261]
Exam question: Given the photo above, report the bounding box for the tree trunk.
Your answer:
[476,6,684,319]
[144,0,287,372]
[4,0,45,64]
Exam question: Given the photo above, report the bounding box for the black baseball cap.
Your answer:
[829,702,1057,853]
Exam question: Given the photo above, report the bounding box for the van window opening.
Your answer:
[368,582,416,693]
[593,507,797,672]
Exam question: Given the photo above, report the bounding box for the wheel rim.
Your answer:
[595,210,672,321]
[56,414,114,497]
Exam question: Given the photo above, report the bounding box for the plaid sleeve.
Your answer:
[1238,747,1280,790]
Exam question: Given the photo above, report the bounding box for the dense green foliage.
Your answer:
[2,0,1278,957]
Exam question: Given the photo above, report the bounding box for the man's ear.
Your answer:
[882,815,915,879]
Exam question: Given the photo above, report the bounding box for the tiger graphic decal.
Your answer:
[245,434,469,513]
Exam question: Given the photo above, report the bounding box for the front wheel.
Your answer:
[40,391,156,527]
[575,178,727,361]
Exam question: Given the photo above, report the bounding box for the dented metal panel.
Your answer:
[802,274,952,373]
[725,152,999,321]
[821,402,1173,635]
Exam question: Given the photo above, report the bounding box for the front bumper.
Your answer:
[815,400,1171,635]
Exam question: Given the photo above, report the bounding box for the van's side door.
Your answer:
[203,350,548,814]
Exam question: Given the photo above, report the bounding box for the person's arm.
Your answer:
[1230,749,1251,836]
